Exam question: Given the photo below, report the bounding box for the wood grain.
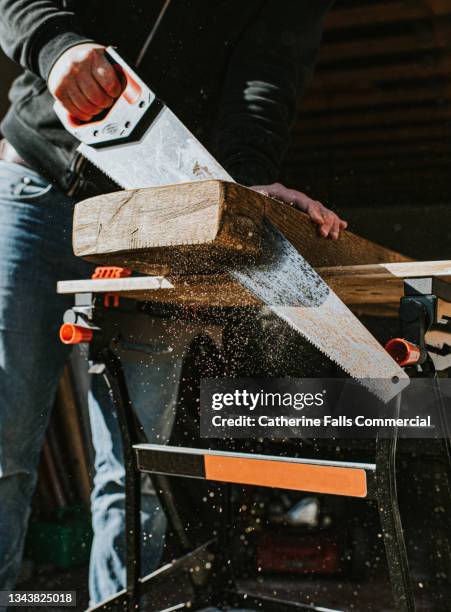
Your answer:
[70,180,423,315]
[319,261,451,306]
[73,180,409,275]
[73,181,264,274]
[58,260,451,314]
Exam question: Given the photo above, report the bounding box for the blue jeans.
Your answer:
[0,161,182,606]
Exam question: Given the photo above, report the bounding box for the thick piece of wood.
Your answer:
[71,180,417,316]
[319,261,451,306]
[73,180,408,275]
[73,181,264,274]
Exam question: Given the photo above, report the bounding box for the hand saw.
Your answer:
[53,47,232,188]
[55,47,409,402]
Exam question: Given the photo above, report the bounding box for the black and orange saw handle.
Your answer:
[53,47,156,146]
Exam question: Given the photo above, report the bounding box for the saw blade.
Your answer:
[78,105,232,189]
[76,76,408,402]
[229,221,409,403]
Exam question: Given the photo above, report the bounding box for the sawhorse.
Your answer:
[57,273,451,612]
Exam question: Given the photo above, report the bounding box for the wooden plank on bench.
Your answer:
[58,260,451,313]
[73,180,409,276]
[318,260,451,305]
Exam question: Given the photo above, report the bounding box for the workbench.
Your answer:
[58,181,450,611]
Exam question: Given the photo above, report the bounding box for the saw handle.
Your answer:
[53,47,156,146]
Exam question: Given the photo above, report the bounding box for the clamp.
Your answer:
[385,276,451,371]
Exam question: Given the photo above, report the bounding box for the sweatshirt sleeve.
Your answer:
[0,0,92,81]
[214,0,333,186]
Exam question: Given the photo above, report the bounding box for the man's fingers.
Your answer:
[92,54,124,98]
[250,183,348,240]
[307,204,325,225]
[323,214,345,240]
[68,82,102,118]
[318,212,336,238]
[58,93,92,122]
[312,202,347,239]
[77,72,114,110]
[48,44,124,119]
[330,219,342,240]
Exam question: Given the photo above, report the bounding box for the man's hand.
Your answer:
[252,182,347,240]
[48,43,124,121]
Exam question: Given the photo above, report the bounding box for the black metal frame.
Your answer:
[374,396,415,612]
[99,349,142,609]
[84,334,412,611]
[89,358,414,612]
[70,277,450,612]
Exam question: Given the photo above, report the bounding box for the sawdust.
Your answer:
[230,221,329,307]
[228,221,409,403]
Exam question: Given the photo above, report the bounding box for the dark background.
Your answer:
[1,0,450,260]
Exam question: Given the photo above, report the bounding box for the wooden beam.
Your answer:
[58,260,451,316]
[71,181,419,316]
[318,261,451,305]
[73,180,264,275]
[73,181,409,276]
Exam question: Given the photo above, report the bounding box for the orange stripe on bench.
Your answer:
[204,455,367,498]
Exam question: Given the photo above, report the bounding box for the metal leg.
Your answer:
[375,393,415,612]
[432,377,451,573]
[90,346,216,611]
[101,348,142,610]
[433,376,451,478]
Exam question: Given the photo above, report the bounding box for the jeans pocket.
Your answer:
[0,162,53,203]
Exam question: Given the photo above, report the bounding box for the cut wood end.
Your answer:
[73,180,229,257]
[72,180,264,272]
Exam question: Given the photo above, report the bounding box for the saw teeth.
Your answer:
[229,221,408,404]
[274,310,405,404]
[78,145,127,189]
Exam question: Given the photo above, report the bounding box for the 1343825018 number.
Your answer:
[0,591,76,607]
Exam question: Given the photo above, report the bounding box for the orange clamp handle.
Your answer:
[92,266,132,279]
[60,323,94,345]
[385,337,421,366]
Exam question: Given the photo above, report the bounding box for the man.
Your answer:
[0,0,346,605]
